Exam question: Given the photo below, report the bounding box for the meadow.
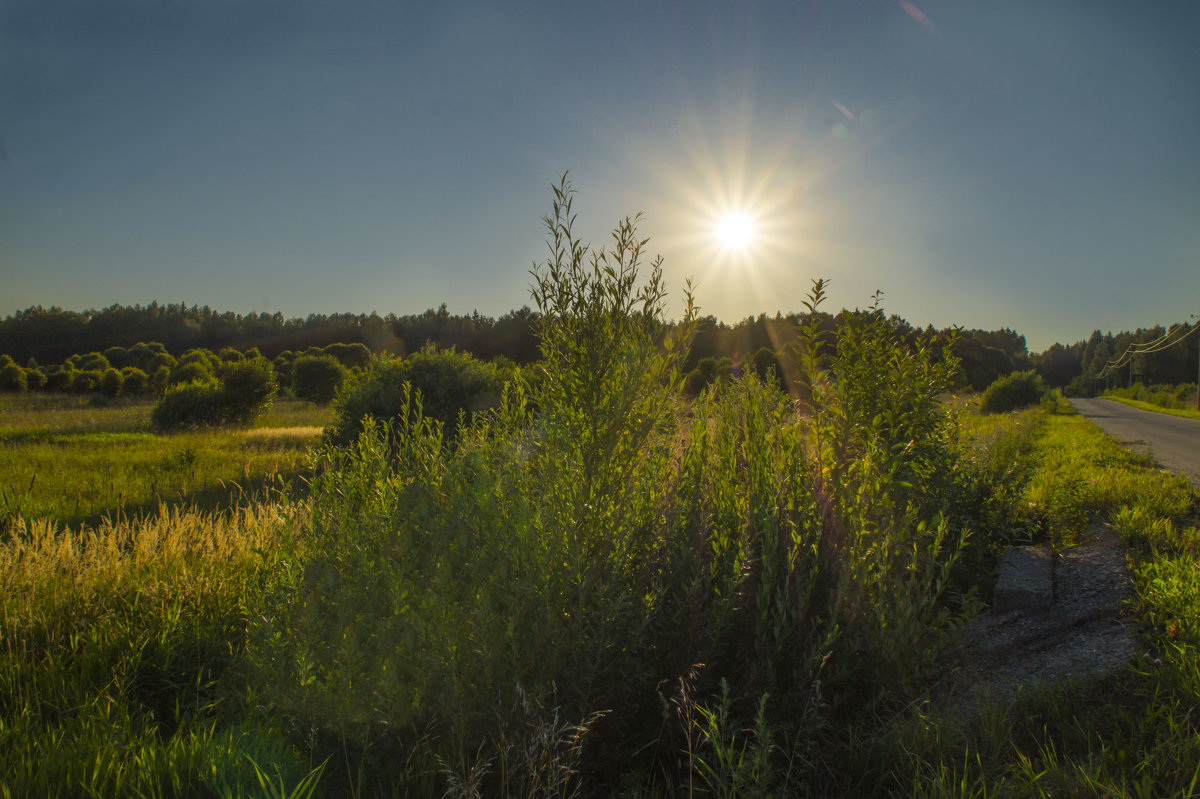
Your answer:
[4,371,1198,796]
[0,393,332,529]
[2,188,1197,796]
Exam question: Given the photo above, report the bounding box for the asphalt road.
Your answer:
[1069,398,1200,487]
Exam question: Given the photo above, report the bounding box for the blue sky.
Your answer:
[2,0,1197,350]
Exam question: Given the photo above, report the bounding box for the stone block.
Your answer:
[994,545,1054,613]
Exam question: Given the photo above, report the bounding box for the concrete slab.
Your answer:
[993,545,1054,613]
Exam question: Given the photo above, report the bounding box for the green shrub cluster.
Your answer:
[979,369,1046,413]
[324,343,505,446]
[0,343,171,396]
[250,180,978,795]
[289,354,348,405]
[1106,381,1197,410]
[151,358,277,430]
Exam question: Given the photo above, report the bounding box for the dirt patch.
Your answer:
[941,523,1137,706]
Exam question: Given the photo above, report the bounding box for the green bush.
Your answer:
[179,349,221,373]
[218,347,244,363]
[151,359,276,430]
[71,371,103,394]
[44,368,72,392]
[980,369,1046,413]
[146,352,177,373]
[79,352,111,372]
[322,342,373,369]
[120,367,150,395]
[218,358,277,425]
[291,355,348,405]
[102,346,131,369]
[259,180,971,793]
[151,365,171,395]
[0,363,27,392]
[25,368,47,391]
[167,362,214,388]
[100,368,124,398]
[326,345,504,447]
[151,381,228,429]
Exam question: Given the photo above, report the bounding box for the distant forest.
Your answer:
[1,302,1196,395]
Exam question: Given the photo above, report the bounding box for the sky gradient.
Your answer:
[3,0,1198,350]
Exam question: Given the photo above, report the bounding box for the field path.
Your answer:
[1069,398,1200,487]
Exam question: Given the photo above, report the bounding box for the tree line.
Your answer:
[1,302,1195,397]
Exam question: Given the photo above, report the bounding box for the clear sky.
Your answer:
[2,0,1197,350]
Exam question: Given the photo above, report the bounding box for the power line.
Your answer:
[1098,321,1199,378]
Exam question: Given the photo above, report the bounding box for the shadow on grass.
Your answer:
[2,467,314,536]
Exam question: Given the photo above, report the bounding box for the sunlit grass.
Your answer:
[0,394,331,527]
[881,408,1200,797]
[1102,395,1200,421]
[0,501,324,798]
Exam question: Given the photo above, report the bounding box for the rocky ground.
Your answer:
[940,523,1138,707]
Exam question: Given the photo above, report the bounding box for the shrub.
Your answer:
[167,362,214,387]
[146,352,177,372]
[120,367,150,395]
[79,352,111,372]
[151,365,171,395]
[323,342,373,369]
[151,381,228,429]
[151,358,276,430]
[218,358,277,425]
[291,355,348,405]
[102,346,131,369]
[0,363,27,392]
[326,345,504,447]
[71,371,103,393]
[100,368,124,398]
[180,349,221,372]
[218,347,244,363]
[44,368,72,392]
[256,181,978,794]
[26,368,47,391]
[980,369,1046,413]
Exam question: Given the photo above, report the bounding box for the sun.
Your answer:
[715,212,756,251]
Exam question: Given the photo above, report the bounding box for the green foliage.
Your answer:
[26,367,47,391]
[102,345,131,369]
[120,366,150,395]
[290,355,348,406]
[1106,381,1197,411]
[219,346,244,362]
[253,180,974,794]
[0,394,329,527]
[147,351,178,372]
[100,367,124,398]
[883,412,1200,798]
[70,370,103,393]
[79,351,111,372]
[0,363,27,392]
[167,360,215,387]
[326,344,504,447]
[152,359,276,430]
[152,382,230,429]
[979,369,1046,413]
[44,368,72,392]
[220,358,278,424]
[322,342,372,369]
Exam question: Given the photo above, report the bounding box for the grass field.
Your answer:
[885,406,1200,796]
[2,384,1198,795]
[0,393,333,528]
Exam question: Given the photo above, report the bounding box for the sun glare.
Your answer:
[715,212,755,251]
